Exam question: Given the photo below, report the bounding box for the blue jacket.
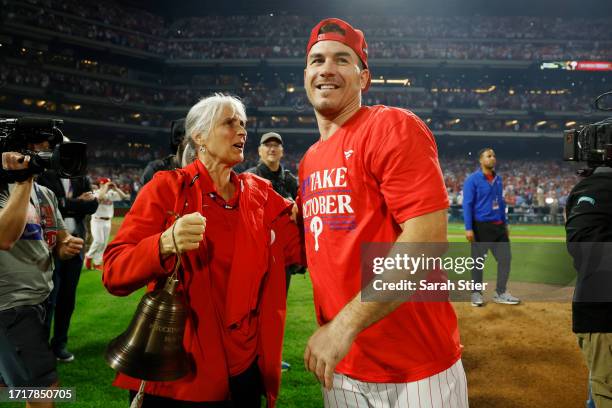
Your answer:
[462,169,507,230]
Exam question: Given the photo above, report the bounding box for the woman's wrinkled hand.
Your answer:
[159,212,207,256]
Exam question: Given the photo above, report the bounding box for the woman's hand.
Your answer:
[159,212,207,256]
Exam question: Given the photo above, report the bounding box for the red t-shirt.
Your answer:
[298,105,461,383]
[198,166,258,376]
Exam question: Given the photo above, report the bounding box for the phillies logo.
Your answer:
[310,216,323,252]
[45,230,58,249]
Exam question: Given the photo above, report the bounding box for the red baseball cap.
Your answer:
[98,177,111,185]
[306,18,371,92]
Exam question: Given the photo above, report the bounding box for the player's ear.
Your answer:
[360,68,370,91]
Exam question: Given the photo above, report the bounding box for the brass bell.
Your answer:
[105,275,191,381]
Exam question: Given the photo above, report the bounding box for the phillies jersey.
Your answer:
[299,105,461,382]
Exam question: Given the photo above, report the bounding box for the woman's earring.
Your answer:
[199,146,206,153]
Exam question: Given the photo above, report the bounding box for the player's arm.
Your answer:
[111,183,129,200]
[96,182,110,201]
[333,208,447,327]
[304,208,447,389]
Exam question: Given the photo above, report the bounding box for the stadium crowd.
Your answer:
[442,158,579,208]
[0,59,600,122]
[3,1,612,60]
[84,140,580,217]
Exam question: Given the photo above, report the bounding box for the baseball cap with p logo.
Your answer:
[306,18,371,92]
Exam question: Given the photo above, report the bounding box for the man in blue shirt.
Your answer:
[463,148,520,306]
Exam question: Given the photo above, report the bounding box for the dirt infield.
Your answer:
[455,284,587,407]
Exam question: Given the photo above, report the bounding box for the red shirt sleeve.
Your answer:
[103,172,178,296]
[367,109,449,225]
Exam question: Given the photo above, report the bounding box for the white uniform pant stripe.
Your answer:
[322,359,468,408]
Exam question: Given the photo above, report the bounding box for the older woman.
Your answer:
[103,94,302,407]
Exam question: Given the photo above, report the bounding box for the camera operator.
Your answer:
[566,165,612,408]
[36,144,98,363]
[0,147,83,406]
[140,119,183,186]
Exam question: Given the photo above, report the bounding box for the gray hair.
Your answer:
[178,138,197,168]
[184,93,247,145]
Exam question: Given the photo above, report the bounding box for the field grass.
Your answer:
[3,221,568,407]
[448,222,566,238]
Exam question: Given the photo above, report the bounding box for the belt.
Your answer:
[95,217,111,221]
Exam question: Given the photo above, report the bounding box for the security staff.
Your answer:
[463,147,520,306]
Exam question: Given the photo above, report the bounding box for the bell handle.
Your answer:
[171,218,184,280]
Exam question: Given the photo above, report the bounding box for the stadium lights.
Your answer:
[22,99,33,106]
[74,105,81,110]
[547,89,568,95]
[508,89,515,95]
[545,197,554,205]
[536,120,547,127]
[474,85,496,94]
[386,79,411,86]
[565,121,577,127]
[370,78,410,86]
[36,100,46,107]
[132,113,141,119]
[286,86,295,93]
[506,120,518,126]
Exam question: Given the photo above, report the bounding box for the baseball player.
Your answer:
[84,178,128,270]
[299,18,468,407]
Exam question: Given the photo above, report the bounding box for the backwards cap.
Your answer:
[306,18,371,92]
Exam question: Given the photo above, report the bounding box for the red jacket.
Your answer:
[103,160,302,406]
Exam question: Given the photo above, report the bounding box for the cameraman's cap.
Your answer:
[260,132,283,145]
[306,18,371,92]
[98,177,111,185]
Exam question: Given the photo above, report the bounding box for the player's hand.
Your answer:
[77,191,96,201]
[1,152,30,170]
[159,212,206,256]
[465,230,475,242]
[58,236,84,260]
[304,319,356,390]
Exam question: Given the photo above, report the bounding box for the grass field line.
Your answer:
[447,233,565,241]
